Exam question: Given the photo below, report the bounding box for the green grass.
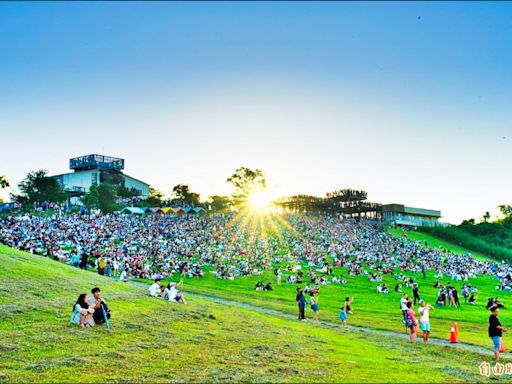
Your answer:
[0,244,501,382]
[149,228,510,350]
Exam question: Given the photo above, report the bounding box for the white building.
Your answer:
[53,154,150,202]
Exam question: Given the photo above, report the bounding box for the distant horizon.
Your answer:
[1,2,511,224]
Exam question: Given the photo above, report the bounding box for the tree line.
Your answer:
[0,166,266,214]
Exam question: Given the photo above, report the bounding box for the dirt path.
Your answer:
[132,281,508,358]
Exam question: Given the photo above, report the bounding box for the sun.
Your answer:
[248,190,271,211]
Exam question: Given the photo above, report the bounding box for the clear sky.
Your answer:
[1,1,511,223]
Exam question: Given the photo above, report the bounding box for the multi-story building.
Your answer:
[52,154,150,202]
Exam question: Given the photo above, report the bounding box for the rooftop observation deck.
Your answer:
[69,154,125,171]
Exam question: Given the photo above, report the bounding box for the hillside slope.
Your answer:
[0,245,495,382]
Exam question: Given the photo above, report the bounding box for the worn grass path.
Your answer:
[132,281,510,359]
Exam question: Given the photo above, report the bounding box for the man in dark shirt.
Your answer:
[412,284,421,305]
[489,307,507,361]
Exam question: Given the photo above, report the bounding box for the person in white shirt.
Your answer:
[400,294,409,325]
[119,268,130,283]
[148,278,162,297]
[163,281,187,304]
[418,300,434,342]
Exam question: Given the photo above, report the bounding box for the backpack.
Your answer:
[99,258,106,270]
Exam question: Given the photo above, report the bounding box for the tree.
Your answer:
[208,195,232,212]
[481,211,491,223]
[97,183,118,213]
[82,183,119,213]
[11,169,66,204]
[145,187,164,207]
[0,176,9,189]
[498,205,512,218]
[171,184,200,207]
[226,167,266,204]
[82,185,99,210]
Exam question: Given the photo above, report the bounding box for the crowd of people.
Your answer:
[2,210,511,354]
[2,211,512,289]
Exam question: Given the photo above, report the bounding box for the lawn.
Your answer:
[145,226,511,350]
[0,244,501,382]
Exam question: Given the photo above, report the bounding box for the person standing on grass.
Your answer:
[418,300,434,342]
[412,283,421,305]
[310,292,319,322]
[400,293,409,323]
[489,306,507,361]
[296,288,306,320]
[406,301,418,343]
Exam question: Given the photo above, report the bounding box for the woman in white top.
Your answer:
[418,300,434,342]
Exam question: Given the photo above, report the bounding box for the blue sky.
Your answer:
[1,1,511,223]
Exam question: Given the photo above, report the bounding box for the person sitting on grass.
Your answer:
[88,287,111,325]
[164,282,187,304]
[70,293,95,328]
[119,268,131,282]
[255,281,264,291]
[264,282,273,291]
[468,293,477,305]
[149,278,163,297]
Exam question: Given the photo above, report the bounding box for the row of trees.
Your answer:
[0,166,267,213]
[420,205,512,262]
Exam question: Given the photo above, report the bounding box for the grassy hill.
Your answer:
[141,228,511,350]
[0,244,499,382]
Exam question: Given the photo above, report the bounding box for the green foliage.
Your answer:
[171,184,200,206]
[226,167,266,203]
[82,183,120,213]
[82,185,100,210]
[498,204,512,218]
[420,224,512,262]
[0,175,9,189]
[10,169,66,204]
[146,187,164,207]
[97,183,118,213]
[207,195,232,212]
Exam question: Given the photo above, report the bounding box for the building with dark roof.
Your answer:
[52,154,150,201]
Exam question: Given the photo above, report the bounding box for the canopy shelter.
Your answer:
[162,207,176,214]
[193,207,206,214]
[149,207,163,214]
[120,207,145,215]
[174,207,187,214]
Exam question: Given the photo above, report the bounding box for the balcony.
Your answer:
[69,154,125,171]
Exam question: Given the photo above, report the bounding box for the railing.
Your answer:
[69,154,124,171]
